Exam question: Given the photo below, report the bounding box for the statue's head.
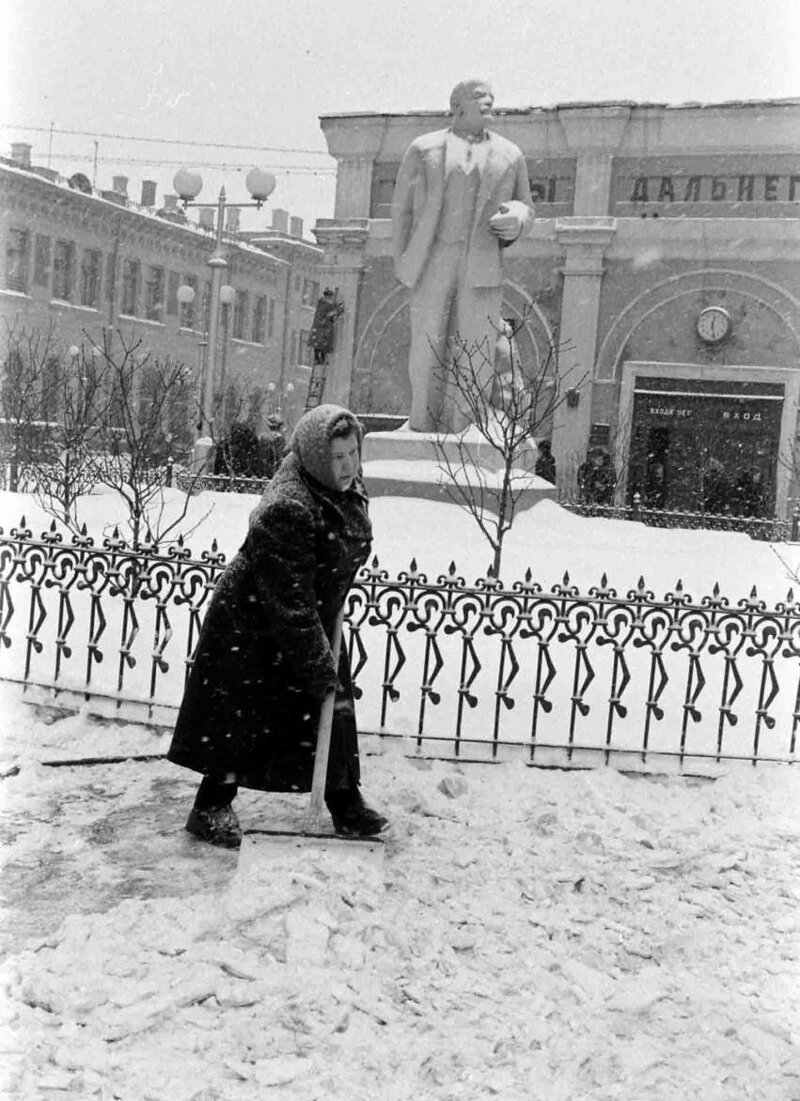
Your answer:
[449,79,494,125]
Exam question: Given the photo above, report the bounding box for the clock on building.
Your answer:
[696,306,733,344]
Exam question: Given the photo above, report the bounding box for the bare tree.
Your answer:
[2,325,212,543]
[86,330,206,546]
[430,314,584,577]
[1,325,106,527]
[0,323,51,492]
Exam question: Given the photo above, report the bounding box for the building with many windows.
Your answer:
[0,144,323,455]
[314,98,800,517]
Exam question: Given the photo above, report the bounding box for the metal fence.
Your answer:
[174,467,269,495]
[0,520,798,770]
[561,495,800,543]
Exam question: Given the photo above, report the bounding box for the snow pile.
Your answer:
[0,685,167,769]
[1,742,798,1099]
[2,487,797,601]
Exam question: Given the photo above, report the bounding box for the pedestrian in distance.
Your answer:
[214,421,263,479]
[535,439,556,484]
[701,456,731,514]
[259,413,286,479]
[168,403,388,848]
[577,446,616,505]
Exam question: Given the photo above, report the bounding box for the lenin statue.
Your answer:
[392,79,535,433]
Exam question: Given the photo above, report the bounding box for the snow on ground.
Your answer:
[1,679,798,1100]
[1,488,799,1098]
[2,485,798,601]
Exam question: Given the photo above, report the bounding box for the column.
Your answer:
[572,152,616,216]
[552,218,617,489]
[319,116,389,220]
[311,221,370,408]
[558,106,631,216]
[333,157,377,221]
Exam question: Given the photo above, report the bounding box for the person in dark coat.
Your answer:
[702,457,731,514]
[534,439,556,484]
[259,414,286,479]
[168,403,388,848]
[577,447,616,505]
[308,289,344,365]
[214,421,263,478]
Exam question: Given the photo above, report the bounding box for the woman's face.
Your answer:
[330,431,360,490]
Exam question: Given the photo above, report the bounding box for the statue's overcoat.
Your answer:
[391,127,534,290]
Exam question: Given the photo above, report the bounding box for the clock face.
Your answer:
[697,307,732,344]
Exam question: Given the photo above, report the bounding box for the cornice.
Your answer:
[555,217,618,249]
[312,219,371,249]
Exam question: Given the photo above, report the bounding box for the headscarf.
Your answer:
[290,404,363,492]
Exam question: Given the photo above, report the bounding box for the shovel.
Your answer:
[237,605,385,867]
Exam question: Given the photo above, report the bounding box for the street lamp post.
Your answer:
[173,167,276,471]
[217,283,236,426]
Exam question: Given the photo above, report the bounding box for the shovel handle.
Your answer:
[308,604,346,825]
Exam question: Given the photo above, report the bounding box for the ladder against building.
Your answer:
[304,361,326,410]
[305,289,343,410]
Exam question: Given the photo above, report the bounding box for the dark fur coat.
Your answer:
[167,444,372,793]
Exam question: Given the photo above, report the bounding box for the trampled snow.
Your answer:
[0,486,798,1099]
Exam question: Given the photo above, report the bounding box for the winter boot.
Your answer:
[185,804,242,849]
[325,788,389,837]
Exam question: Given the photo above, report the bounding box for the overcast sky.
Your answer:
[2,0,798,232]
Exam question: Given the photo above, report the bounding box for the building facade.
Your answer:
[0,146,323,455]
[314,99,800,516]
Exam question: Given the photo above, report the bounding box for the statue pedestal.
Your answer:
[361,424,557,514]
[191,436,216,474]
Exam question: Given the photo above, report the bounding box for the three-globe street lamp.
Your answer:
[173,166,276,469]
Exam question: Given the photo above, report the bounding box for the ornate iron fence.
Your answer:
[0,520,798,769]
[174,467,269,495]
[560,495,800,543]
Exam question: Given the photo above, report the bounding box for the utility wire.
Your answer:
[0,121,331,158]
[44,151,336,175]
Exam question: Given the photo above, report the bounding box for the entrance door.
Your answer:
[627,376,783,515]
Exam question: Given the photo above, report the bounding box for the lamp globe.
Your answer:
[173,168,203,202]
[246,168,277,203]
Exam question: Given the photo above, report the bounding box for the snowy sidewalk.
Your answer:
[1,684,798,1099]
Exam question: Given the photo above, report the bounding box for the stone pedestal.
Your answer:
[191,436,215,474]
[361,426,557,513]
